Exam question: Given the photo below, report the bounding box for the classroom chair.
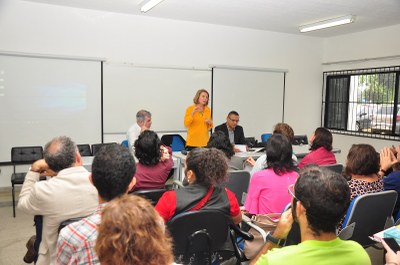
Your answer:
[11,146,44,217]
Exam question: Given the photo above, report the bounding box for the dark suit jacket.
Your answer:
[214,123,246,145]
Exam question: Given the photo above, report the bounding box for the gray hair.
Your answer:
[136,110,151,123]
[44,136,76,173]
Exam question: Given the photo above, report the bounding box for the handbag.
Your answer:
[243,213,281,259]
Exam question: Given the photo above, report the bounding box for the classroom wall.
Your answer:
[0,0,324,188]
[322,24,400,164]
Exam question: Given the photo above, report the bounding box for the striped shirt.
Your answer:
[56,204,105,265]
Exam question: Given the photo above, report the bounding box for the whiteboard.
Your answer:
[103,63,211,134]
[212,68,286,141]
[0,54,102,162]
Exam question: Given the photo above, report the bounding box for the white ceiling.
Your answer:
[25,0,400,37]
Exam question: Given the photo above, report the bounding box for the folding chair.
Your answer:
[339,190,397,248]
[77,144,92,156]
[225,170,250,206]
[11,146,43,217]
[129,188,167,206]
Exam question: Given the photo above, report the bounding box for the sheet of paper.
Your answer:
[235,144,247,152]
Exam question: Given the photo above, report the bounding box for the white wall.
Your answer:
[0,0,324,188]
[323,24,400,164]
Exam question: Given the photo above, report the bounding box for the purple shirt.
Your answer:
[244,168,298,214]
[298,147,337,169]
[132,147,173,191]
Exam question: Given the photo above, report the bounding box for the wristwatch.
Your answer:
[266,232,286,247]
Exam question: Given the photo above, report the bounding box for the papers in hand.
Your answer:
[234,144,247,152]
[371,225,400,244]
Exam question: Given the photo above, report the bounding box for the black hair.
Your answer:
[266,134,296,174]
[228,111,239,116]
[295,165,350,235]
[186,148,228,187]
[207,131,235,159]
[134,130,161,166]
[92,144,136,201]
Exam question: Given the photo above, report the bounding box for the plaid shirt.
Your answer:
[56,203,106,265]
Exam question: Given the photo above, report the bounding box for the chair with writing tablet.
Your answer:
[225,170,250,206]
[161,134,186,152]
[11,146,44,217]
[261,133,272,143]
[77,144,92,156]
[320,164,344,175]
[121,139,129,148]
[91,142,116,156]
[292,135,308,145]
[338,190,397,248]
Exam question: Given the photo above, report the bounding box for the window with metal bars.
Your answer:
[322,66,400,140]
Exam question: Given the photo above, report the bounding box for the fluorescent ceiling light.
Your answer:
[299,15,355,33]
[141,0,166,13]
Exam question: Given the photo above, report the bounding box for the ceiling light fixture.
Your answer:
[141,0,166,13]
[299,15,355,33]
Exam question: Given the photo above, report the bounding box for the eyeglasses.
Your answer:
[288,184,300,201]
[228,117,239,123]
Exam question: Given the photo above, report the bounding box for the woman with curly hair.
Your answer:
[155,148,242,225]
[207,131,244,170]
[244,134,298,215]
[132,130,173,191]
[95,195,174,265]
[298,127,336,169]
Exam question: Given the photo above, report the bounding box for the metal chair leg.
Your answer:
[12,184,16,218]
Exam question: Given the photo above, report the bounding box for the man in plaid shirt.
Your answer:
[56,144,136,265]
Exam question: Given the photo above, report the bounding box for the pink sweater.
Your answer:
[298,147,337,169]
[244,168,298,214]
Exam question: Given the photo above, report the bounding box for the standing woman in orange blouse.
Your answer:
[184,89,213,149]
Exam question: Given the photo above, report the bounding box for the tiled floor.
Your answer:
[0,189,35,265]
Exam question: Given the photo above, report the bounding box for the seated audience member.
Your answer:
[207,131,245,170]
[298,127,336,169]
[337,144,384,230]
[244,134,298,215]
[131,130,173,191]
[345,144,384,201]
[155,148,242,225]
[18,136,98,265]
[57,144,136,265]
[214,110,246,147]
[126,109,152,154]
[250,165,371,265]
[379,145,400,218]
[247,123,297,176]
[95,195,174,265]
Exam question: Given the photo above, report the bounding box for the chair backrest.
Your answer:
[225,170,250,206]
[77,144,92,156]
[261,133,272,143]
[11,146,43,163]
[121,140,129,148]
[161,134,186,152]
[292,135,308,145]
[245,137,256,148]
[130,188,167,205]
[339,190,397,247]
[91,143,116,156]
[320,164,344,174]
[167,210,230,263]
[58,217,85,234]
